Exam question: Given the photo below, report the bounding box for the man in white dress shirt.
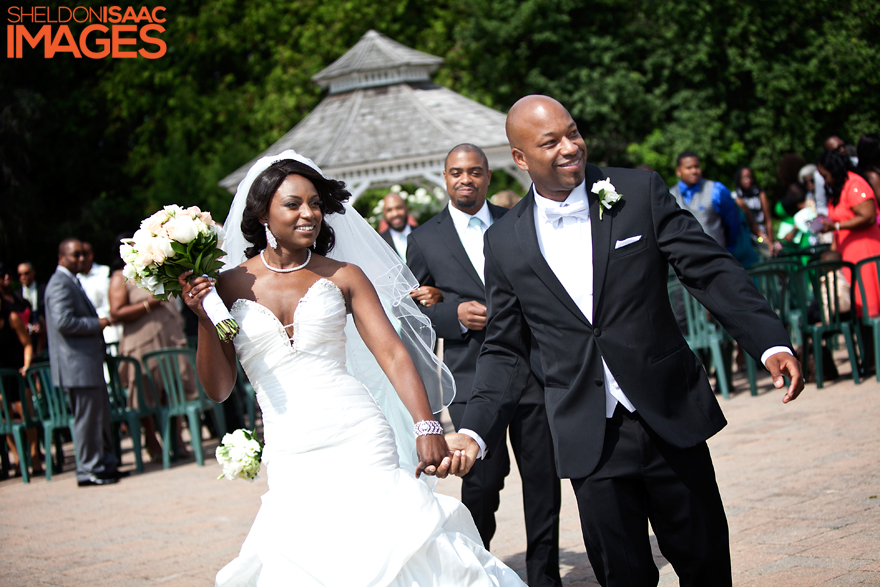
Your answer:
[446,96,804,587]
[77,242,120,347]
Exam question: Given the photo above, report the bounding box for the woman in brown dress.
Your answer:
[108,234,196,461]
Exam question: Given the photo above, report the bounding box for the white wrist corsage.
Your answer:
[591,178,623,220]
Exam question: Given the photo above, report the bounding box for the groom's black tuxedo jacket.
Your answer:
[406,203,526,403]
[461,163,792,479]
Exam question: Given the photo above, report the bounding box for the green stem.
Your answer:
[215,318,240,342]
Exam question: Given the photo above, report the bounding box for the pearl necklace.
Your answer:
[260,249,311,273]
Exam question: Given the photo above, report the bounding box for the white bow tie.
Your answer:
[543,200,590,224]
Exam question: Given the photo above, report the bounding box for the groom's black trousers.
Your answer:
[447,373,562,587]
[571,405,731,587]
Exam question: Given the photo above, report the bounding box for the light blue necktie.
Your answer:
[463,216,486,282]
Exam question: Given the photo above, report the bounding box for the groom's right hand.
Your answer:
[443,433,479,477]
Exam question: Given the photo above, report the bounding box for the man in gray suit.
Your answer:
[45,238,122,486]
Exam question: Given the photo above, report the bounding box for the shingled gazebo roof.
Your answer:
[219,30,527,200]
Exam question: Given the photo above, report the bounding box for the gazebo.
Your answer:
[219,30,528,201]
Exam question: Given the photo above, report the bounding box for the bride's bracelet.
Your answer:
[414,420,444,437]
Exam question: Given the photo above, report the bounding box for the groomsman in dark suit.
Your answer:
[378,192,413,259]
[45,238,122,486]
[407,144,562,587]
[446,96,804,586]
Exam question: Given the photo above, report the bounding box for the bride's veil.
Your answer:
[221,150,455,478]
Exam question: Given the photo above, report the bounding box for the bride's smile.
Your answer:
[262,173,323,254]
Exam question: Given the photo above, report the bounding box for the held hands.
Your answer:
[765,351,805,403]
[414,433,452,478]
[414,431,480,479]
[178,270,216,320]
[443,433,479,477]
[457,301,487,331]
[410,286,443,307]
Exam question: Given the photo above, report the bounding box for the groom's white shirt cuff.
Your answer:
[459,428,488,459]
[761,346,793,366]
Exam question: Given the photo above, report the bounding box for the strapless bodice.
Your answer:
[230,279,380,459]
[230,278,348,379]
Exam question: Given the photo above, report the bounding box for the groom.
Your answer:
[447,95,804,586]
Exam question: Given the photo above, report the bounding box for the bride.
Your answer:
[180,150,527,586]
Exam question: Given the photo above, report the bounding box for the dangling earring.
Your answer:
[264,222,278,250]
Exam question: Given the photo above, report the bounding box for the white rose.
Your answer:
[245,439,260,457]
[122,264,138,280]
[165,214,199,243]
[591,178,615,196]
[131,228,153,250]
[140,274,160,292]
[601,190,622,209]
[163,204,184,217]
[223,461,243,480]
[141,237,169,264]
[135,250,154,269]
[228,445,247,463]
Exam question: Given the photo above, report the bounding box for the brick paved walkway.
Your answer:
[1,358,878,586]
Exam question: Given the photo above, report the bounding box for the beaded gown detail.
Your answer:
[215,278,526,587]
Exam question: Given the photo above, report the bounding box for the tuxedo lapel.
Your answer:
[514,190,590,325]
[435,209,485,290]
[586,164,613,317]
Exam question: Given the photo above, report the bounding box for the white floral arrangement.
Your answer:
[120,205,239,342]
[591,178,623,220]
[216,429,263,481]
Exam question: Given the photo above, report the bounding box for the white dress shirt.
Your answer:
[533,182,638,418]
[388,224,412,259]
[21,283,39,313]
[447,200,494,283]
[78,263,110,318]
[77,263,120,344]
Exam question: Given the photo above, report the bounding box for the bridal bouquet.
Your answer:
[120,205,239,342]
[216,429,263,481]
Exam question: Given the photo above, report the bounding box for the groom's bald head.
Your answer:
[506,95,569,149]
[505,95,587,201]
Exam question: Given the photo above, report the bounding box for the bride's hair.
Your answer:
[241,160,350,259]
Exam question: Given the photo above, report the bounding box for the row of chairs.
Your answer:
[1,348,256,483]
[670,254,880,398]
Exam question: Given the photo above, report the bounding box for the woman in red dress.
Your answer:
[818,149,880,319]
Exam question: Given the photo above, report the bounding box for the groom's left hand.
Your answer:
[415,434,452,478]
[766,351,805,403]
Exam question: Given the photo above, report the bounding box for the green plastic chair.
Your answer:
[104,354,148,474]
[742,266,793,396]
[855,255,880,381]
[791,261,863,389]
[23,362,78,481]
[141,348,226,468]
[667,281,732,399]
[777,244,831,265]
[0,369,34,483]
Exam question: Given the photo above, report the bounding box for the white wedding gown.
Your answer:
[215,278,526,587]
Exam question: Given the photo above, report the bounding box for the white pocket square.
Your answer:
[615,235,642,249]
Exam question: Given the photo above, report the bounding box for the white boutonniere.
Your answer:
[591,178,623,220]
